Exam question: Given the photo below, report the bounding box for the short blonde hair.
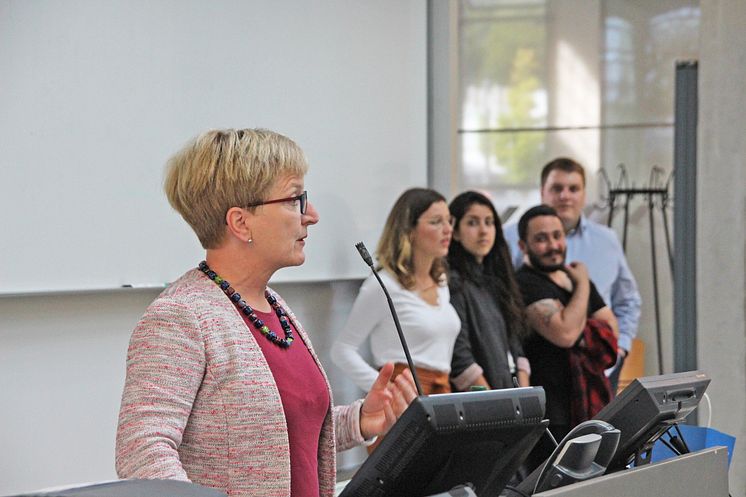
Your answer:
[376,188,448,289]
[164,128,308,248]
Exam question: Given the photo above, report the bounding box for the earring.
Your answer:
[248,230,253,244]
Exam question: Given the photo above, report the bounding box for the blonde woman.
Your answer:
[331,188,461,396]
[115,129,416,497]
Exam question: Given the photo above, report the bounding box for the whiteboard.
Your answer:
[0,0,427,294]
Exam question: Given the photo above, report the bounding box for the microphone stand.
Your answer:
[355,242,425,397]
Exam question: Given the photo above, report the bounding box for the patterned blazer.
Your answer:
[116,269,364,497]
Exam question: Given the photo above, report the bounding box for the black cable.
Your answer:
[660,424,690,456]
[544,428,558,448]
[673,424,691,453]
[658,436,682,457]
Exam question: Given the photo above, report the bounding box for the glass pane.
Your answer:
[456,0,698,216]
[601,126,674,184]
[460,129,547,187]
[459,0,548,132]
[603,2,700,125]
[460,127,602,209]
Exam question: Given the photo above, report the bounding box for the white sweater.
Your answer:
[331,269,461,391]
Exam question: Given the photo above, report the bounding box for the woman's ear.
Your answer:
[225,207,253,243]
[452,226,461,242]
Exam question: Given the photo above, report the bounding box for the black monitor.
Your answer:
[339,387,549,497]
[593,370,710,471]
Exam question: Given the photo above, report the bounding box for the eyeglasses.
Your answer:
[247,190,308,214]
[420,216,455,228]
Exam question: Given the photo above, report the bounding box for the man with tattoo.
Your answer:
[515,205,619,444]
[504,157,641,392]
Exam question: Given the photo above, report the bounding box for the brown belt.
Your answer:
[392,362,451,395]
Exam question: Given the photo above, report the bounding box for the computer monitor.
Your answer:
[593,370,710,471]
[339,387,549,497]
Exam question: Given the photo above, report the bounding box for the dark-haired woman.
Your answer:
[448,191,530,390]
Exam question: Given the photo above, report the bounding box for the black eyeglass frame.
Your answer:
[246,190,308,214]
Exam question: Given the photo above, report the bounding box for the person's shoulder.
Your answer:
[514,264,538,284]
[376,268,399,287]
[145,269,236,319]
[133,270,217,339]
[574,217,626,258]
[361,268,405,298]
[355,270,383,297]
[447,269,465,294]
[514,266,554,306]
[581,217,620,242]
[515,264,533,276]
[515,265,551,287]
[151,269,212,306]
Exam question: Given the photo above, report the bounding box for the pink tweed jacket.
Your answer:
[115,269,365,497]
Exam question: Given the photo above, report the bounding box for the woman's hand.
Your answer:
[471,375,491,390]
[517,369,530,388]
[359,363,418,440]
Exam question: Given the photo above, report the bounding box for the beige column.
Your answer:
[698,1,746,495]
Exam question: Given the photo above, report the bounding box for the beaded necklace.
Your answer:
[198,261,294,348]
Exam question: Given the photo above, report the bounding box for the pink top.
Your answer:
[247,308,330,497]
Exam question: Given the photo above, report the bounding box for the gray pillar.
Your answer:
[673,61,698,373]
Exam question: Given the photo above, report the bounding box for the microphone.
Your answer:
[355,242,424,397]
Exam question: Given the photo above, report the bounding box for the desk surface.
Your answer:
[533,447,729,497]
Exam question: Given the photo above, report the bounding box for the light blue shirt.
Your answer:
[504,215,641,352]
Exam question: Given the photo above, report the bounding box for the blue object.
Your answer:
[650,424,736,466]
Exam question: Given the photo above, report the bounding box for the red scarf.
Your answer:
[568,318,618,426]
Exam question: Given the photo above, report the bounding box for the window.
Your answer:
[454,0,699,220]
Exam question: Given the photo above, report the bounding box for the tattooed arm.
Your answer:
[525,288,590,349]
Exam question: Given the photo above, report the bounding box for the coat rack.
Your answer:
[598,164,674,376]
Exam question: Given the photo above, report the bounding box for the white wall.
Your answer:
[0,290,159,492]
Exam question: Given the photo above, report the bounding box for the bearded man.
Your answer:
[516,205,619,442]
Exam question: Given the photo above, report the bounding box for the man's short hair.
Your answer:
[540,157,586,187]
[518,204,561,242]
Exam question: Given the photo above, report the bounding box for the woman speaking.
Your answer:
[115,129,416,497]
